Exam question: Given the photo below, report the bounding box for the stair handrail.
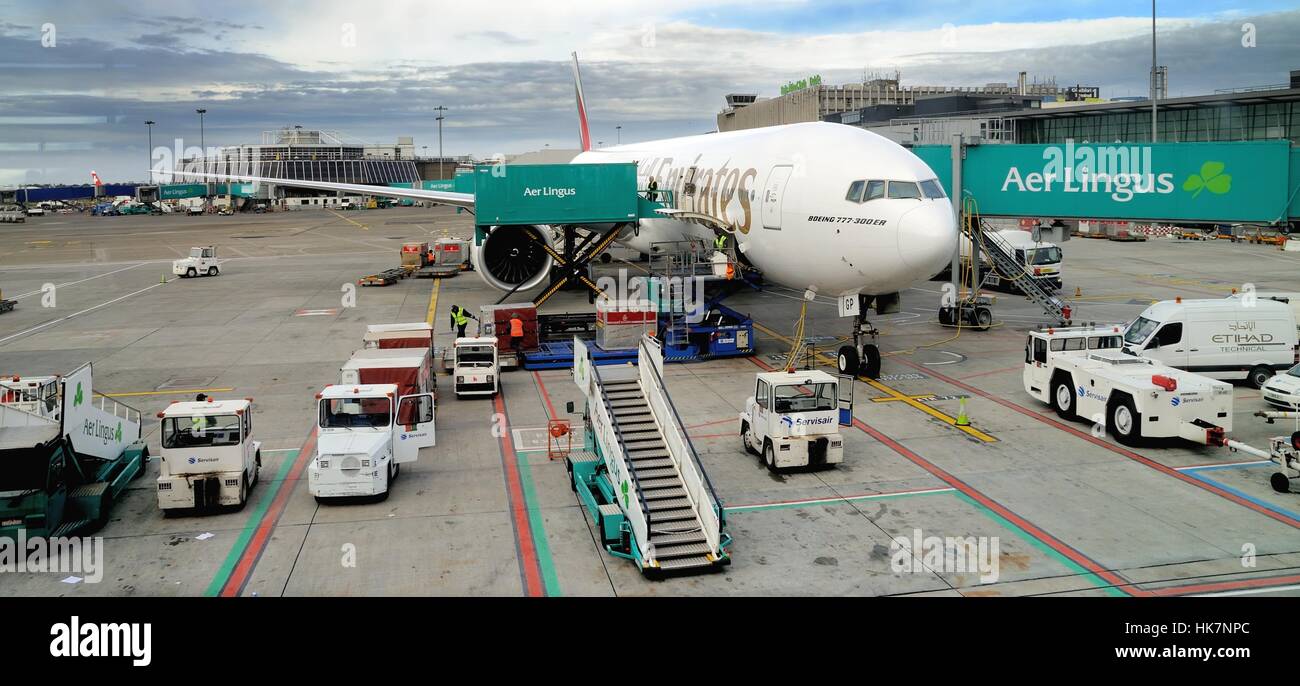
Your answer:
[590,362,652,561]
[637,337,723,555]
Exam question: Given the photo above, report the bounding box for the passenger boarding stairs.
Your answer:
[966,217,1071,326]
[579,336,729,575]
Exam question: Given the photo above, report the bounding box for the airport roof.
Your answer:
[1005,87,1300,121]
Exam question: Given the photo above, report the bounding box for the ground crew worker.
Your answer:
[509,313,525,357]
[647,176,659,201]
[714,232,729,253]
[450,305,474,338]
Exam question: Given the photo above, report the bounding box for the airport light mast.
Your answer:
[434,105,448,180]
[145,120,155,182]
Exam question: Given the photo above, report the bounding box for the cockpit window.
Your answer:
[887,181,922,199]
[845,180,865,203]
[919,179,946,199]
[864,180,885,201]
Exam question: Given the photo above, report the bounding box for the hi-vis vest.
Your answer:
[715,234,728,250]
[452,307,469,326]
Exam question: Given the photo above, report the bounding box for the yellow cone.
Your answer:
[1074,286,1082,297]
[955,398,971,426]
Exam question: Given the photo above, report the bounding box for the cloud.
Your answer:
[1,5,1297,184]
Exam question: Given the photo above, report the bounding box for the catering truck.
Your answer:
[1122,298,1299,388]
[739,369,849,472]
[961,229,1063,292]
[155,397,261,513]
[1025,327,1234,446]
[308,384,435,500]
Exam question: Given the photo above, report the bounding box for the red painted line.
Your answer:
[890,356,1300,530]
[532,371,557,420]
[746,356,1141,595]
[493,393,545,597]
[1147,573,1300,596]
[685,417,738,430]
[220,427,317,597]
[688,432,733,440]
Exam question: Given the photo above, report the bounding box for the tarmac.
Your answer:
[1,206,1298,597]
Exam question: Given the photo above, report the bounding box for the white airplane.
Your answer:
[182,54,958,377]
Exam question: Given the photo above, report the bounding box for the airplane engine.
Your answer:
[471,225,555,292]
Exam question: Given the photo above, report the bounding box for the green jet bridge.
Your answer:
[470,162,735,307]
[566,335,732,577]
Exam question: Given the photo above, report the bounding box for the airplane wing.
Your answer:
[175,170,476,211]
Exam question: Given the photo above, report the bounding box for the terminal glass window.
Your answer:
[919,179,946,199]
[320,397,392,429]
[163,414,242,448]
[887,181,922,200]
[845,180,866,203]
[1124,317,1159,346]
[864,180,886,201]
[772,383,836,413]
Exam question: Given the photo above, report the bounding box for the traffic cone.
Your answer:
[161,273,166,284]
[1074,286,1081,297]
[955,398,971,426]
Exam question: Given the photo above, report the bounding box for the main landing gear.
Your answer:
[837,294,881,379]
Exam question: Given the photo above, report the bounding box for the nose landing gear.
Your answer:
[837,294,881,379]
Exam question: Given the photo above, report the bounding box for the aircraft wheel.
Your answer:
[859,344,881,379]
[836,346,859,376]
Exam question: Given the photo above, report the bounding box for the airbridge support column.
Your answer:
[950,134,963,300]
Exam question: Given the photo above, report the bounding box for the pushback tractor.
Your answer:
[740,369,851,472]
[155,397,261,514]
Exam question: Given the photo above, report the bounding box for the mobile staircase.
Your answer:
[567,335,731,577]
[952,209,1072,327]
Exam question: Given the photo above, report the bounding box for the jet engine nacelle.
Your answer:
[471,225,555,293]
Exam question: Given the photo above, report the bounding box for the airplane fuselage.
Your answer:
[572,121,958,296]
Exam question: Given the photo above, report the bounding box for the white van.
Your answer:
[1123,298,1300,387]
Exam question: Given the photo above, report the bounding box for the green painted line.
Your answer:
[203,450,299,597]
[514,452,562,596]
[955,492,1128,597]
[726,488,953,514]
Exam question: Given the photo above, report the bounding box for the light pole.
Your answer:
[1150,0,1157,142]
[434,105,448,179]
[616,125,622,144]
[145,120,155,182]
[196,108,207,168]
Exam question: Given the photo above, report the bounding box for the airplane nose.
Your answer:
[897,202,959,276]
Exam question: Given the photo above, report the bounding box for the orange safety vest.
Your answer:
[510,318,524,337]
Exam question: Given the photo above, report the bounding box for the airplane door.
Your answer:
[682,167,698,213]
[761,166,793,229]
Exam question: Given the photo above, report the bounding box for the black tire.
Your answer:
[763,441,777,472]
[837,345,859,376]
[741,421,758,455]
[392,462,400,480]
[1271,472,1292,494]
[938,306,954,326]
[186,267,197,278]
[1052,377,1077,420]
[860,344,881,379]
[1108,396,1142,446]
[132,446,149,480]
[235,475,249,512]
[207,266,218,276]
[1249,365,1274,389]
[251,450,261,488]
[975,307,993,331]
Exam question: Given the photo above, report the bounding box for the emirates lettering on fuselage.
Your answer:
[638,156,759,234]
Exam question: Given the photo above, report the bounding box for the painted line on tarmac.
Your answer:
[204,436,311,597]
[1186,581,1300,597]
[327,209,369,230]
[1148,572,1300,597]
[424,277,441,326]
[11,261,146,299]
[1176,460,1273,472]
[890,355,1300,531]
[213,428,317,597]
[751,320,996,443]
[725,487,954,513]
[0,279,173,346]
[1182,469,1300,522]
[745,355,1131,595]
[100,387,234,398]
[493,392,557,597]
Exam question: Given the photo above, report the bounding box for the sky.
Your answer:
[0,0,1298,185]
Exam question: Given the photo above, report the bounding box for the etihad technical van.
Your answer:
[1123,298,1300,387]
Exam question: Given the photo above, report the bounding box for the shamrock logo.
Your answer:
[1182,161,1231,198]
[114,422,122,442]
[621,479,630,509]
[73,382,84,406]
